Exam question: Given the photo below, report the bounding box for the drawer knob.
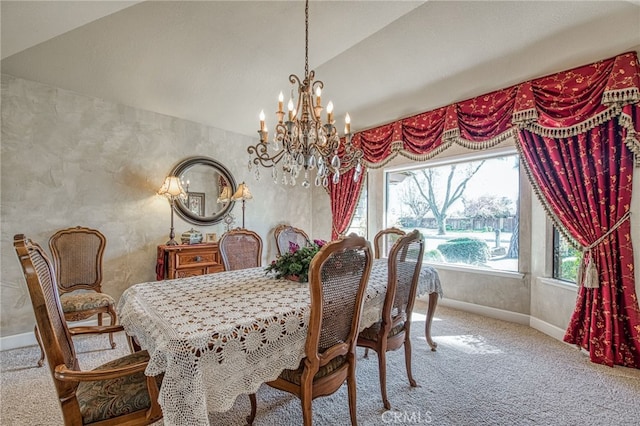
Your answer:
[194,256,203,262]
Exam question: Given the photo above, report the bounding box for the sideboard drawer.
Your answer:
[175,250,219,269]
[156,243,224,280]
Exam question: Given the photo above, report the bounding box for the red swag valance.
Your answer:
[349,52,640,167]
[330,52,640,368]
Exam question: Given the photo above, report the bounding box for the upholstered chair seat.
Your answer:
[277,355,348,386]
[59,292,116,318]
[77,350,161,424]
[358,321,405,342]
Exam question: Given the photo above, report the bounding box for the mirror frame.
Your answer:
[170,156,237,226]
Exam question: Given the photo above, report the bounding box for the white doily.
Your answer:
[117,259,441,426]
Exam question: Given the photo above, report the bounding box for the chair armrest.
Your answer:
[54,359,147,382]
[67,324,124,336]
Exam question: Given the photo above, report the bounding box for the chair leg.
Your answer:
[247,393,257,425]
[404,336,417,387]
[347,364,359,426]
[34,325,45,367]
[377,349,390,410]
[106,308,117,349]
[301,384,313,426]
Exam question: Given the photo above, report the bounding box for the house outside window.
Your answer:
[385,152,519,272]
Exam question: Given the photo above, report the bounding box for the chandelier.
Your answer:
[247,0,363,188]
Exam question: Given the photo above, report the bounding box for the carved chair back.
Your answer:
[274,224,310,256]
[373,227,406,259]
[219,228,263,270]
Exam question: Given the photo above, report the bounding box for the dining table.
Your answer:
[116,258,442,426]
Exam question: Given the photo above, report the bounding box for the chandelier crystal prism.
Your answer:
[247,0,363,188]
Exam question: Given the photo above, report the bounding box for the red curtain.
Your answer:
[332,51,640,367]
[328,167,365,240]
[518,121,640,367]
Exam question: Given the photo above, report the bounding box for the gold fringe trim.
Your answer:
[602,87,640,106]
[618,111,640,166]
[454,128,518,150]
[512,108,539,126]
[442,127,460,141]
[521,106,621,139]
[398,140,454,163]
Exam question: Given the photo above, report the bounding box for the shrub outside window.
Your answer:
[385,153,519,272]
[553,228,582,283]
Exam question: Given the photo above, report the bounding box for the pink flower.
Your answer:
[289,241,300,253]
[314,239,327,247]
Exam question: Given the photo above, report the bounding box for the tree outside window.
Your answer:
[386,153,519,272]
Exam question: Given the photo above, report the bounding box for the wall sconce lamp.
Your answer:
[158,176,186,245]
[231,182,253,228]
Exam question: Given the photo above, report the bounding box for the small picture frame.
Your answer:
[205,233,217,243]
[187,192,205,216]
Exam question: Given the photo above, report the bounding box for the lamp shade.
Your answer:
[158,176,185,198]
[231,182,253,201]
[217,186,232,204]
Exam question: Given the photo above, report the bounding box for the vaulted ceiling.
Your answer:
[2,1,639,138]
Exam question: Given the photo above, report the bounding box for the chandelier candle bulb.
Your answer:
[345,113,351,134]
[278,92,284,113]
[259,110,266,131]
[315,86,322,106]
[288,99,295,120]
[327,101,334,124]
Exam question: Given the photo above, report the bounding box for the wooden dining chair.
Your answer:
[373,227,406,259]
[248,233,373,426]
[219,228,263,270]
[357,229,424,410]
[33,226,118,367]
[274,224,310,256]
[13,234,163,426]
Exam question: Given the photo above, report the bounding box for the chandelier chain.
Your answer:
[304,0,309,78]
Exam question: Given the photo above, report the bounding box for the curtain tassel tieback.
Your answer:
[578,211,631,289]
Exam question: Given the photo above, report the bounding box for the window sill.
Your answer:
[538,277,578,291]
[425,262,524,280]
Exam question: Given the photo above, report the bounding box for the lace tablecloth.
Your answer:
[117,259,441,426]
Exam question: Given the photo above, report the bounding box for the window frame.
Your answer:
[383,146,521,274]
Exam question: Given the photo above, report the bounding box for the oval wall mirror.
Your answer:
[170,156,237,226]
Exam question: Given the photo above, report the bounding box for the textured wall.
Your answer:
[1,74,328,337]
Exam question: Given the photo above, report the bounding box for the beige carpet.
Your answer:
[2,302,639,425]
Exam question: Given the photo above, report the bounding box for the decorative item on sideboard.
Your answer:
[181,228,203,245]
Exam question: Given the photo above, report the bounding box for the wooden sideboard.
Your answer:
[156,243,225,280]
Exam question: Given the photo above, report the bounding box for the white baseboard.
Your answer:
[439,298,530,325]
[529,316,567,342]
[0,319,99,352]
[438,298,571,345]
[0,330,39,351]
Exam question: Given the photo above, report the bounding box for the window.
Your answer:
[385,153,519,272]
[346,176,367,237]
[553,228,582,283]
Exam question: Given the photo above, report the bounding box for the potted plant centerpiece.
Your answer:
[266,239,327,282]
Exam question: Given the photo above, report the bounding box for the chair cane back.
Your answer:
[357,229,425,409]
[274,224,310,256]
[14,234,163,426]
[219,228,263,271]
[33,227,118,367]
[373,227,406,259]
[248,233,373,426]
